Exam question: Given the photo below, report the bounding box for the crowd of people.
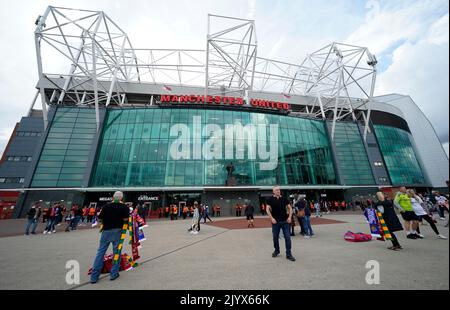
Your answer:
[157,203,219,220]
[24,201,150,235]
[24,189,449,243]
[375,187,448,251]
[21,186,449,284]
[25,201,90,235]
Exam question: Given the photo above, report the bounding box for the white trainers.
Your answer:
[52,230,56,233]
[47,231,51,234]
[304,235,311,239]
[192,231,198,235]
[437,234,447,239]
[43,231,47,234]
[440,217,446,220]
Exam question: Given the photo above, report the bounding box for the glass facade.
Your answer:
[373,125,426,185]
[91,108,336,187]
[31,107,97,187]
[333,122,375,185]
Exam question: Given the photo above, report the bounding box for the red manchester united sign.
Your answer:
[159,94,291,112]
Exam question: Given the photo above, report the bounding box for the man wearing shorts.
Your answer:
[394,186,421,239]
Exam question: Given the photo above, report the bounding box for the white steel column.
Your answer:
[27,89,40,117]
[106,35,127,106]
[58,31,86,104]
[34,34,48,130]
[205,14,211,99]
[364,64,377,141]
[91,14,103,131]
[331,62,343,140]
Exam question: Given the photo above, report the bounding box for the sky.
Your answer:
[0,0,448,157]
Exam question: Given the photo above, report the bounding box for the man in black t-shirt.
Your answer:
[90,191,130,284]
[266,186,296,261]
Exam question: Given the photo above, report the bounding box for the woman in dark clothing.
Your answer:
[245,204,255,228]
[375,192,404,251]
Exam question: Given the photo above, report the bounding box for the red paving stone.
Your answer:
[0,216,347,237]
[206,217,346,230]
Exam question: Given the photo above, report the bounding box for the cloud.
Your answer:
[346,0,447,54]
[375,16,449,145]
[344,1,449,149]
[246,0,256,19]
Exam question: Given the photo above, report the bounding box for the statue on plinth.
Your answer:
[225,162,236,186]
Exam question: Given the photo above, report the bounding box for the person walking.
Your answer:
[294,196,307,235]
[266,186,296,262]
[245,203,255,228]
[43,204,58,234]
[64,206,76,232]
[73,205,83,229]
[314,201,321,218]
[90,191,130,284]
[375,192,404,250]
[408,190,447,239]
[436,192,449,220]
[394,186,420,239]
[202,204,212,224]
[299,199,313,238]
[189,203,200,235]
[25,203,41,235]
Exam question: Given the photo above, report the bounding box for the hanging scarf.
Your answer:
[376,211,393,241]
[364,208,382,238]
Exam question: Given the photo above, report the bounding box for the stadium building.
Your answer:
[0,7,448,218]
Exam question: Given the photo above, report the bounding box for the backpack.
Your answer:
[344,231,372,242]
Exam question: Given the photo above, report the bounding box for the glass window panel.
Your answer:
[64,156,88,162]
[142,124,151,139]
[151,123,161,139]
[61,167,84,174]
[161,109,170,122]
[35,167,61,174]
[57,180,82,187]
[62,161,87,168]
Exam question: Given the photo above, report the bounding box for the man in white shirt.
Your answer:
[436,192,449,221]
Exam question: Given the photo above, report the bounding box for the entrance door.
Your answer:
[211,198,252,217]
[204,191,258,217]
[146,201,161,219]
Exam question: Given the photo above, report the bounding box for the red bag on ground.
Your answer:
[88,253,133,275]
[344,231,372,242]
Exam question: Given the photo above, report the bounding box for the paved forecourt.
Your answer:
[0,213,448,290]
